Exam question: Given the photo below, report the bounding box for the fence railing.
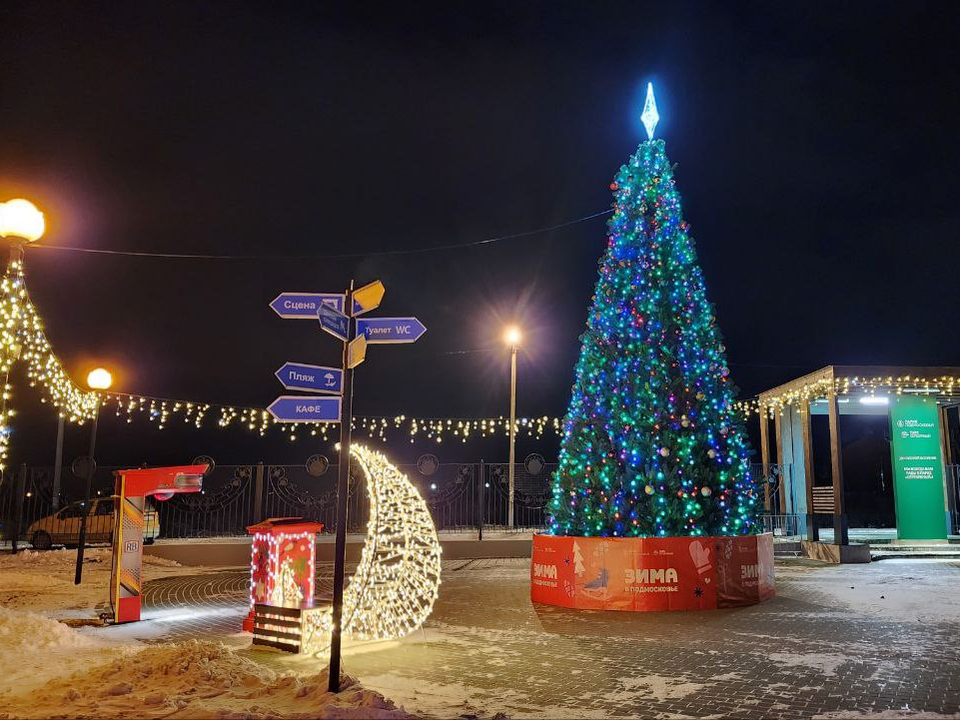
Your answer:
[1,461,850,545]
[0,460,559,544]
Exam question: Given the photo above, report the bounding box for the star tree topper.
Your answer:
[641,82,660,140]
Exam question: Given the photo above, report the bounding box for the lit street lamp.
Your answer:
[0,198,45,261]
[503,326,521,528]
[74,367,113,584]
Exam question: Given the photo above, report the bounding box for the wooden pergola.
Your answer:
[756,365,960,545]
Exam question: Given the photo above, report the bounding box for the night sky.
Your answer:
[2,2,960,470]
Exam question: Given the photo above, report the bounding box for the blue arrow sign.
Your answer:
[267,395,341,423]
[318,303,350,341]
[357,317,427,344]
[270,292,344,319]
[275,362,343,394]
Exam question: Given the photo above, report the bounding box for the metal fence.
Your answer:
[0,459,558,544]
[4,460,887,546]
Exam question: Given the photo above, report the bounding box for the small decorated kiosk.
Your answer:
[244,517,323,650]
[533,85,773,612]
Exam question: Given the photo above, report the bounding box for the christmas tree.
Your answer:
[549,85,759,538]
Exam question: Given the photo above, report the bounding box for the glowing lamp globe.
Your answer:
[503,326,522,347]
[87,367,113,390]
[0,199,45,242]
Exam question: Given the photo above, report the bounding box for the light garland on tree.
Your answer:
[303,443,442,652]
[549,85,759,539]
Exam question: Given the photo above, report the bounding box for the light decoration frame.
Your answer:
[303,443,442,653]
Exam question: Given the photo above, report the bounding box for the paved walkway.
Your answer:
[133,558,960,719]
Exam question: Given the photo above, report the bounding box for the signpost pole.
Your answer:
[328,280,354,694]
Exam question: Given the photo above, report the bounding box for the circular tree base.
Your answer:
[531,533,775,612]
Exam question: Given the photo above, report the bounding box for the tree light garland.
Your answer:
[303,443,442,652]
[549,95,759,539]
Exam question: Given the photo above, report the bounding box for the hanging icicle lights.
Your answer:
[0,259,99,467]
[99,394,565,443]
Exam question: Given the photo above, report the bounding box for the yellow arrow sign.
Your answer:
[347,334,367,369]
[352,280,385,316]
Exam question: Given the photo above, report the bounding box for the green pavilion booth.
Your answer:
[756,366,958,554]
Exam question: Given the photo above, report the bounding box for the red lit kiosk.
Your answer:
[109,464,207,623]
[243,517,323,634]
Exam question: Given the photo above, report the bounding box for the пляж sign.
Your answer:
[889,396,948,540]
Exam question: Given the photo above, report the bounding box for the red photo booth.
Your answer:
[110,464,207,623]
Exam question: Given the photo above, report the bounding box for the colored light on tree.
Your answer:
[549,85,759,538]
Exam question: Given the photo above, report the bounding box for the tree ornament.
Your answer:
[644,484,655,495]
[707,449,717,459]
[659,447,671,457]
[701,487,712,497]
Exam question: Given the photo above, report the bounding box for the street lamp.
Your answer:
[503,326,521,528]
[0,199,45,262]
[74,367,113,584]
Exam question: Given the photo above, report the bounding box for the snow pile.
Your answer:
[0,605,105,653]
[0,547,180,568]
[0,608,411,719]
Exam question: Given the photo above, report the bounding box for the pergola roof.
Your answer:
[757,365,960,410]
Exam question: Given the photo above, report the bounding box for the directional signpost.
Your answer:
[347,335,367,369]
[319,303,350,342]
[270,292,344,319]
[351,279,385,316]
[268,277,425,693]
[274,362,343,394]
[357,317,427,344]
[267,395,341,423]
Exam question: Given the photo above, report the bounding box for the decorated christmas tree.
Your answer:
[549,85,759,538]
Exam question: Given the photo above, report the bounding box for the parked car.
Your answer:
[27,497,159,550]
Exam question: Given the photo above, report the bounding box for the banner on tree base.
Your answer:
[531,533,774,612]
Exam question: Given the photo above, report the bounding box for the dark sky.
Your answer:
[2,1,960,467]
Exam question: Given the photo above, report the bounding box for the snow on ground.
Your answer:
[0,550,414,718]
[0,547,198,617]
[780,558,960,625]
[0,605,411,719]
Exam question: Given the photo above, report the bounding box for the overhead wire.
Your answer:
[26,208,614,261]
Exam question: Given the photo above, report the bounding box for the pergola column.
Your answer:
[759,403,771,511]
[774,410,786,514]
[801,400,818,541]
[826,385,848,545]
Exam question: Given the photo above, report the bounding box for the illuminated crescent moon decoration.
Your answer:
[304,443,442,651]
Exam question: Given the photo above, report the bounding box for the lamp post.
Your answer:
[503,326,521,529]
[74,367,112,584]
[0,198,45,263]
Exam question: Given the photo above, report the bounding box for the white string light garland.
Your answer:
[0,260,99,468]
